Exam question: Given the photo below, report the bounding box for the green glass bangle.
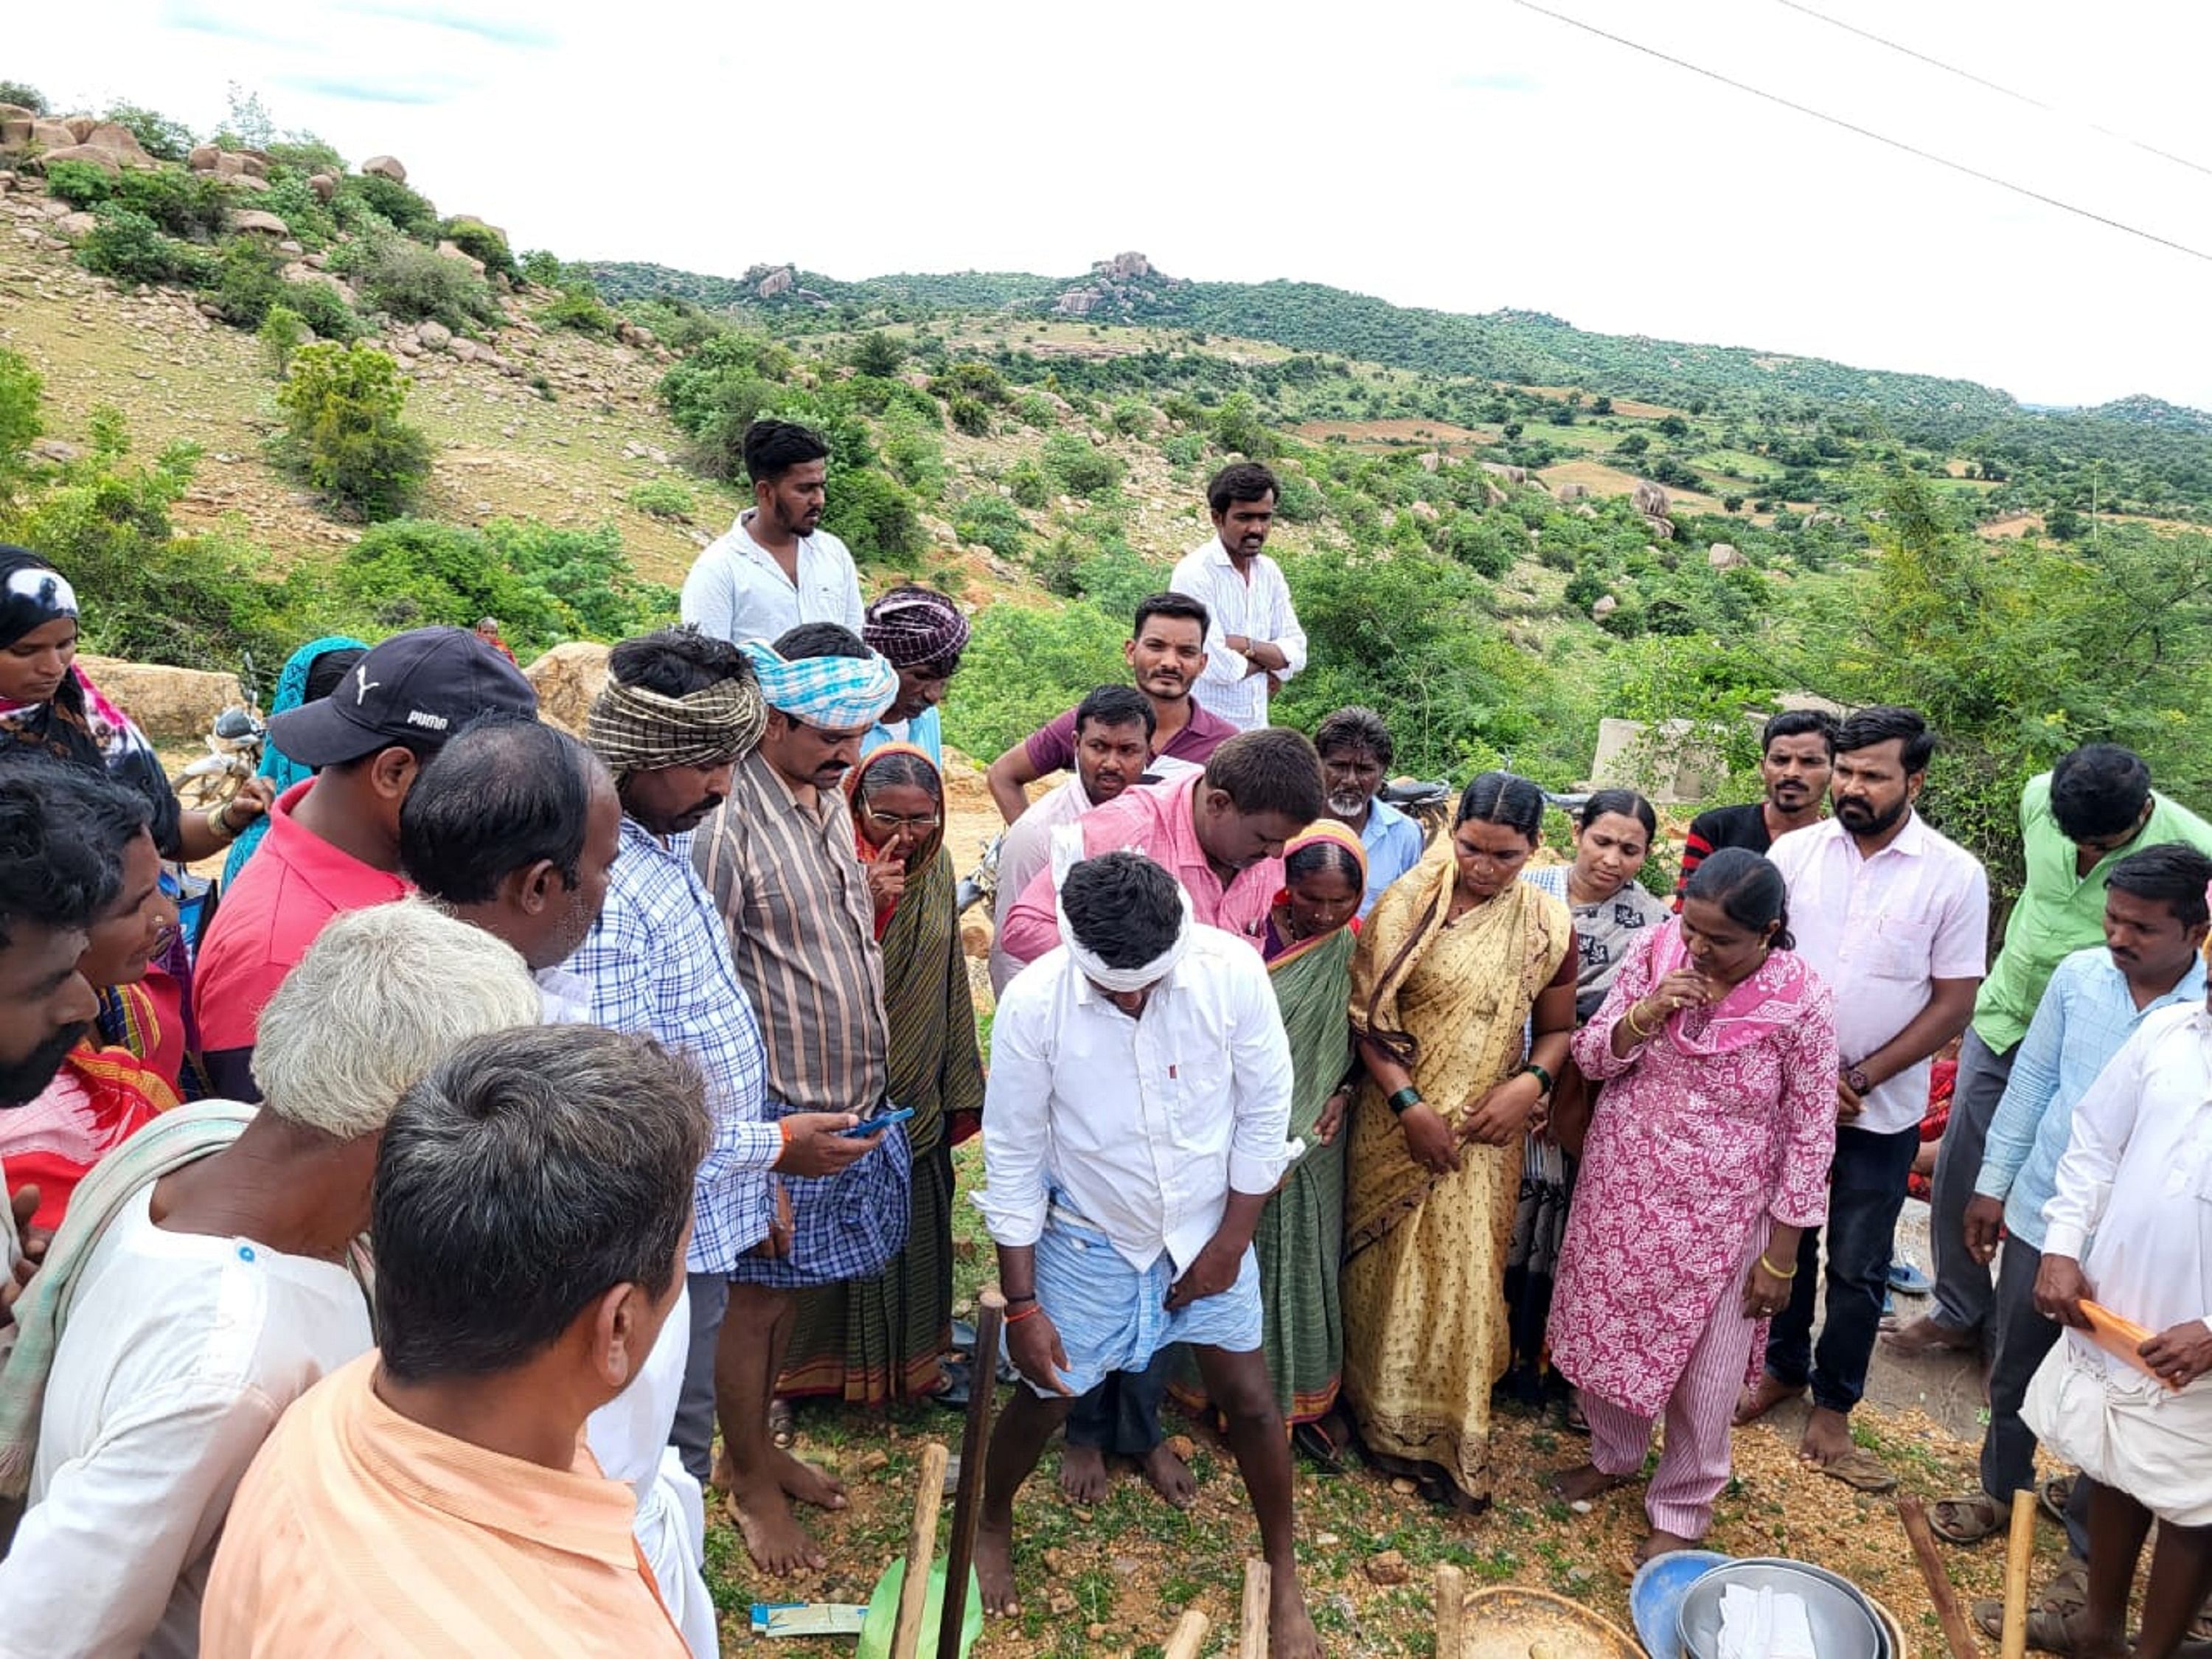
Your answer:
[1386,1087,1423,1116]
[1522,1062,1555,1096]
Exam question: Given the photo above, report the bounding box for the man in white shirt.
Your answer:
[2025,990,2212,1659]
[973,852,1321,1659]
[679,419,865,646]
[1738,707,1988,1490]
[987,684,1154,995]
[1167,462,1307,733]
[0,902,541,1658]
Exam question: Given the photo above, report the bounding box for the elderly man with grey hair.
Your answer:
[0,901,540,1658]
[203,1024,708,1657]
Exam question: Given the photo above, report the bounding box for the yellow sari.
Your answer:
[1341,840,1569,1502]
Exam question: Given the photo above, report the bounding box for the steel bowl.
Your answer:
[1677,1558,1885,1659]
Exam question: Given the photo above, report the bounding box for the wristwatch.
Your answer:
[1843,1064,1872,1095]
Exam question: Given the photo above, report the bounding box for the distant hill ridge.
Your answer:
[582,251,2205,429]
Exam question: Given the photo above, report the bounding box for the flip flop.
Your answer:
[2039,1473,2074,1525]
[1812,1447,1897,1494]
[1974,1599,2091,1653]
[768,1398,796,1451]
[1888,1262,1934,1296]
[1930,1490,2008,1543]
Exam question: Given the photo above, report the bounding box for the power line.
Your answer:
[1505,0,2212,266]
[1770,0,2212,181]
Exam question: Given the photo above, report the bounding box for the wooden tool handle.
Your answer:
[2001,1489,2037,1659]
[1436,1562,1467,1658]
[1241,1557,1271,1658]
[889,1441,950,1659]
[936,1288,1006,1658]
[1898,1495,1983,1659]
[1163,1609,1212,1659]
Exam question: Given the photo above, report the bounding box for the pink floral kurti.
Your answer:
[1550,922,1839,1418]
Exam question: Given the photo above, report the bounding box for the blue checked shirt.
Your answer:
[1975,942,2207,1250]
[566,815,779,1274]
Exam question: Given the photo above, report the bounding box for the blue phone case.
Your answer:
[842,1106,914,1136]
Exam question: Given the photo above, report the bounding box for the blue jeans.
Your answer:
[1765,1124,1921,1413]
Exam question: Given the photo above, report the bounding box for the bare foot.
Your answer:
[1141,1440,1198,1509]
[1268,1563,1324,1659]
[1797,1405,1854,1468]
[1058,1443,1109,1505]
[1636,1529,1699,1566]
[1551,1462,1635,1503]
[976,1515,1020,1615]
[1732,1371,1805,1427]
[773,1447,847,1511]
[725,1475,826,1574]
[1883,1314,1979,1360]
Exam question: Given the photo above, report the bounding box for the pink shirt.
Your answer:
[997,773,1281,967]
[1765,813,1988,1135]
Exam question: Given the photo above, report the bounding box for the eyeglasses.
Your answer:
[866,809,942,832]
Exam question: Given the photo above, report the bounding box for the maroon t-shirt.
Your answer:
[1023,699,1237,777]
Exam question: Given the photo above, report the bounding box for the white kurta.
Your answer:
[1166,538,1307,733]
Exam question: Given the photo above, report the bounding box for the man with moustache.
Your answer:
[1675,709,1837,898]
[860,585,968,768]
[1736,707,1988,1492]
[1314,706,1425,919]
[681,420,864,646]
[985,593,1234,823]
[565,627,880,1547]
[1169,463,1307,734]
[988,684,1155,996]
[692,624,903,1576]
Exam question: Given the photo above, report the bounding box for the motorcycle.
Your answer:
[170,706,268,811]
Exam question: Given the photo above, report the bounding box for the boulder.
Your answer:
[448,335,481,362]
[227,172,271,194]
[1641,513,1674,543]
[307,172,337,201]
[1591,594,1619,619]
[188,142,222,171]
[84,123,154,167]
[1708,543,1747,570]
[435,239,485,275]
[54,210,97,240]
[415,319,453,350]
[229,208,290,237]
[1589,716,1726,804]
[1554,481,1590,503]
[35,145,122,176]
[235,153,268,179]
[361,154,407,183]
[1479,460,1528,485]
[1632,479,1672,519]
[0,111,33,147]
[74,654,244,743]
[280,263,348,296]
[29,119,78,150]
[1410,500,1440,524]
[212,151,250,178]
[63,117,97,143]
[523,641,608,734]
[1416,451,1441,473]
[754,265,794,299]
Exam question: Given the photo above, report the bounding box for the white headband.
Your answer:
[1060,881,1194,993]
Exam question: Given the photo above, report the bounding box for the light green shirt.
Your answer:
[1972,773,2212,1051]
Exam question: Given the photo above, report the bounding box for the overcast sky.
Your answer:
[15,0,2212,408]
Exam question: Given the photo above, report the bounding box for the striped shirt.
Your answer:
[201,1354,686,1658]
[692,751,888,1115]
[565,815,776,1275]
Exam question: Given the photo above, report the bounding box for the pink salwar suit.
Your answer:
[1549,920,1839,1538]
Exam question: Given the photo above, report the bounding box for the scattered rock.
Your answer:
[1555,481,1590,503]
[84,122,154,168]
[416,319,453,351]
[1410,499,1439,523]
[30,439,82,464]
[1632,479,1672,519]
[307,173,338,202]
[1365,1551,1411,1586]
[188,142,221,172]
[35,145,121,178]
[361,154,408,183]
[227,173,271,194]
[228,209,290,237]
[53,211,96,241]
[1164,1434,1196,1463]
[1388,1476,1419,1496]
[1592,594,1620,619]
[522,641,608,734]
[1708,542,1747,570]
[29,119,79,150]
[436,239,485,275]
[276,238,303,255]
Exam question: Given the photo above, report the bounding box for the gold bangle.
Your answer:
[1757,1251,1798,1279]
[206,801,240,844]
[1623,1005,1656,1041]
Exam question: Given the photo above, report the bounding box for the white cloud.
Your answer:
[13,0,2212,406]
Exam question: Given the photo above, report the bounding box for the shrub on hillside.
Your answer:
[212,237,286,326]
[849,332,904,377]
[518,248,566,288]
[259,305,307,375]
[1211,392,1274,459]
[111,168,230,239]
[947,394,991,437]
[0,347,41,502]
[881,414,947,498]
[439,218,517,282]
[821,468,924,567]
[540,282,616,336]
[264,137,347,177]
[940,601,1126,763]
[275,343,434,521]
[351,237,498,332]
[285,279,362,343]
[1040,431,1121,498]
[932,361,1007,406]
[1448,513,1520,578]
[100,102,196,163]
[77,207,213,286]
[262,175,337,248]
[658,333,795,437]
[43,161,117,209]
[953,494,1029,557]
[1006,458,1049,509]
[627,479,696,521]
[1109,397,1154,437]
[346,173,439,240]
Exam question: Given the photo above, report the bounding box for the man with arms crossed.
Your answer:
[1169,463,1307,734]
[975,852,1320,1658]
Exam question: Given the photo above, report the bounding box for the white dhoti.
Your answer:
[2024,1334,2212,1528]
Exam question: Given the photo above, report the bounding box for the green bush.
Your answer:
[627,479,696,521]
[347,173,439,240]
[940,600,1126,762]
[43,160,116,208]
[932,360,1007,405]
[1006,458,1049,509]
[439,217,518,281]
[821,467,925,567]
[880,414,947,498]
[285,279,361,342]
[352,237,498,331]
[259,305,307,375]
[261,175,337,248]
[275,343,434,521]
[212,236,286,326]
[0,82,48,115]
[657,333,793,437]
[947,394,991,437]
[1109,397,1154,436]
[518,248,565,287]
[0,347,41,501]
[100,102,196,163]
[540,282,616,335]
[1013,392,1059,429]
[1040,431,1122,498]
[953,494,1030,557]
[110,168,230,239]
[1211,392,1275,458]
[264,137,347,176]
[1447,513,1520,578]
[77,206,212,286]
[849,331,905,377]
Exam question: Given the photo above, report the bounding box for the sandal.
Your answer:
[1812,1447,1898,1494]
[1564,1391,1590,1436]
[2039,1473,2074,1526]
[1930,1490,2008,1544]
[768,1398,796,1451]
[1293,1419,1346,1472]
[1974,1599,2094,1654]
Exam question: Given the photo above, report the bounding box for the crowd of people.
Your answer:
[0,412,2205,1658]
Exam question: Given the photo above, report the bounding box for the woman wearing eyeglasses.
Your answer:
[777,742,984,1406]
